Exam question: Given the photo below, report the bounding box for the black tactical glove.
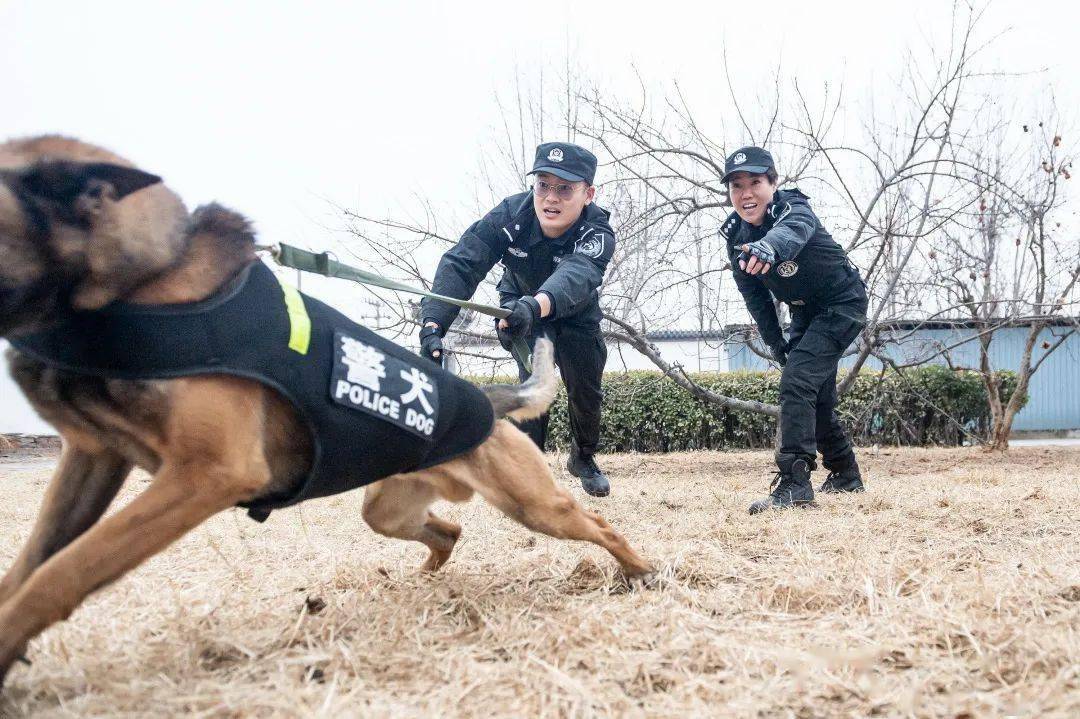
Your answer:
[503,296,542,338]
[419,323,444,363]
[770,339,790,367]
[494,318,514,352]
[737,239,777,269]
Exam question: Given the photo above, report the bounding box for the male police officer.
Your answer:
[418,142,614,497]
[720,146,869,514]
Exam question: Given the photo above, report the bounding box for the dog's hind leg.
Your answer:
[445,422,655,581]
[362,478,462,572]
[0,440,131,605]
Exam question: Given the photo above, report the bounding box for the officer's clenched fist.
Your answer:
[498,296,542,338]
[419,323,444,363]
[738,240,775,275]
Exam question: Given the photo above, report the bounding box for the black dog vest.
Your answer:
[10,261,495,521]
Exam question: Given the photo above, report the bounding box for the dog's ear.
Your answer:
[81,163,163,199]
[14,160,179,311]
[20,161,162,211]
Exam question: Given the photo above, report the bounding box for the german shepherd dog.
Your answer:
[0,136,654,686]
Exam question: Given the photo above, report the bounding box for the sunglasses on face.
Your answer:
[533,179,580,201]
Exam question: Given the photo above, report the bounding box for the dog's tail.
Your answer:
[481,338,560,421]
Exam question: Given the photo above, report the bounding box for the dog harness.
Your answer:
[9,261,496,521]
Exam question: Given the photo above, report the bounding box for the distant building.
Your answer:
[724,319,1079,433]
[452,318,1079,433]
[448,328,734,376]
[611,329,731,373]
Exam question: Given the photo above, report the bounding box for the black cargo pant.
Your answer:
[512,321,606,456]
[778,294,868,471]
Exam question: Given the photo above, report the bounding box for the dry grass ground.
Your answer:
[0,446,1078,718]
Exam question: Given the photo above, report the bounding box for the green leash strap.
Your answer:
[269,243,533,371]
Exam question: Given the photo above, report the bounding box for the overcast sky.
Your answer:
[2,0,1077,432]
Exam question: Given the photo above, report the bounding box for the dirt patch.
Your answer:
[1,446,1078,717]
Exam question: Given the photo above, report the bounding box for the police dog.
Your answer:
[0,136,654,686]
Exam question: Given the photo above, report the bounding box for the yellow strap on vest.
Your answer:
[280,282,311,355]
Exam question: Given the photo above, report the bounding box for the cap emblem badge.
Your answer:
[733,152,747,165]
[548,147,564,163]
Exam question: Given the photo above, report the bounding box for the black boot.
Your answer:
[819,455,864,493]
[748,454,815,514]
[566,444,610,497]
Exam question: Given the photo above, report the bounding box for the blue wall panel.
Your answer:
[726,326,1080,431]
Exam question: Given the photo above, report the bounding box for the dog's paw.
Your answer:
[627,570,659,591]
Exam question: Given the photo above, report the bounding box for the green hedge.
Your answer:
[470,366,1020,451]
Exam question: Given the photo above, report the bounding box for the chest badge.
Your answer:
[776,261,799,278]
[507,247,528,258]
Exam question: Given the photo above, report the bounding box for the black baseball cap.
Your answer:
[721,146,776,184]
[527,142,597,185]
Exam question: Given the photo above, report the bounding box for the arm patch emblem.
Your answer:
[769,201,793,224]
[776,261,799,277]
[574,232,606,259]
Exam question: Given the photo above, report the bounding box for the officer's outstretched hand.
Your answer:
[739,241,775,275]
[499,296,542,338]
[770,340,790,367]
[419,323,444,363]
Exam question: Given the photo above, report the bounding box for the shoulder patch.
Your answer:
[768,201,793,224]
[330,332,439,438]
[574,231,607,259]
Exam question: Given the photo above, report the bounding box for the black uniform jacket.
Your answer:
[10,261,495,521]
[722,188,865,348]
[422,191,616,329]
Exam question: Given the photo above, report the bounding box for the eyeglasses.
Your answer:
[533,179,580,201]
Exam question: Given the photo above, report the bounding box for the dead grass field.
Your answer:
[1,445,1078,718]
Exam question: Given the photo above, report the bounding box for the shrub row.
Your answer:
[471,365,1020,452]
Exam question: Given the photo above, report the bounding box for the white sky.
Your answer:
[2,0,1078,432]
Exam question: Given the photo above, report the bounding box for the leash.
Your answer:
[260,243,533,371]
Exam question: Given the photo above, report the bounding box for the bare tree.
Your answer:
[570,3,1000,403]
[334,3,1069,433]
[917,116,1078,448]
[794,4,996,394]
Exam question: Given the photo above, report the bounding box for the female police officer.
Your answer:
[417,142,614,497]
[720,146,869,513]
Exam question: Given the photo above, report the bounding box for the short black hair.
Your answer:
[725,168,779,187]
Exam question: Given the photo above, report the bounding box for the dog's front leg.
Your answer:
[0,458,257,687]
[0,442,131,605]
